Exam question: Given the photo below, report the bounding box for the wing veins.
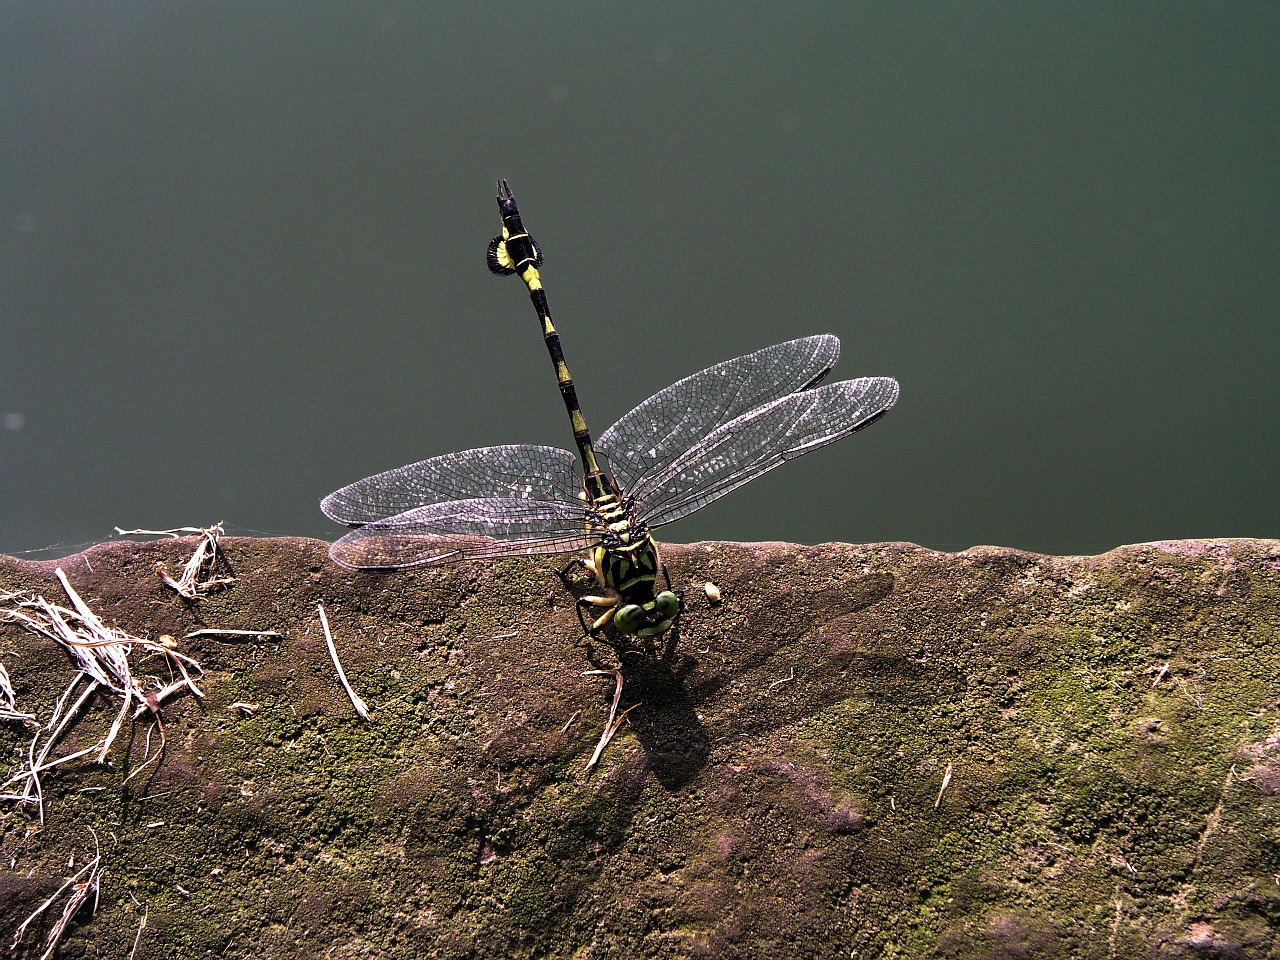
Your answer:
[630,377,899,529]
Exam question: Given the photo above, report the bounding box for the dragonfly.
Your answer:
[321,181,899,640]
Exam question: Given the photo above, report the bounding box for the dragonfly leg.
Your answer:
[559,555,601,635]
[558,555,592,582]
[567,589,620,638]
[660,615,683,662]
[582,593,620,629]
[573,603,594,639]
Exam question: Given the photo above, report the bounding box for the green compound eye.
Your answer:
[613,604,646,635]
[654,591,679,620]
[634,593,681,637]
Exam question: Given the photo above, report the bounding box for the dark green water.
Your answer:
[2,4,1277,558]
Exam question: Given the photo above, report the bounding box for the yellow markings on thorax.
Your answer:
[614,536,650,558]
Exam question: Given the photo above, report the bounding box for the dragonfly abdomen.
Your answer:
[489,180,608,497]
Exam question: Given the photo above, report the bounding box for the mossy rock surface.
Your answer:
[2,536,1279,959]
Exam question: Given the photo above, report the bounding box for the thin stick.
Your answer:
[127,906,147,960]
[55,569,109,637]
[934,761,954,809]
[583,669,640,772]
[0,660,37,726]
[1,572,205,814]
[37,678,97,765]
[46,569,199,777]
[121,714,167,785]
[317,605,370,720]
[10,830,102,960]
[5,677,98,823]
[184,628,281,639]
[115,525,212,537]
[766,666,796,695]
[97,693,132,763]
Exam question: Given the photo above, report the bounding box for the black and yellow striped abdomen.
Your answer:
[490,180,678,638]
[488,182,607,498]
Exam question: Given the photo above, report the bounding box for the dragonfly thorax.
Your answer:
[586,498,654,581]
[589,532,678,638]
[576,489,673,636]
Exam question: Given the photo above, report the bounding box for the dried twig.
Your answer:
[0,570,205,816]
[0,659,37,726]
[184,628,281,640]
[115,525,211,538]
[766,666,796,695]
[583,668,641,772]
[143,523,235,598]
[0,676,99,821]
[127,904,147,960]
[934,761,954,809]
[48,568,205,705]
[317,605,371,720]
[10,830,102,960]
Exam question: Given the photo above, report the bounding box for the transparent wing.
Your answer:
[328,497,595,570]
[321,444,582,527]
[597,335,841,496]
[627,377,899,529]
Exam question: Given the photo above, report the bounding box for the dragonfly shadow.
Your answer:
[590,571,958,792]
[599,571,965,790]
[613,649,712,791]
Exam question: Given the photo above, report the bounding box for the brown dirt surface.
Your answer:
[2,535,1279,959]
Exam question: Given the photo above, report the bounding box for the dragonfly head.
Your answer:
[613,591,680,638]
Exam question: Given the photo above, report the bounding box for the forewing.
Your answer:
[327,497,594,569]
[321,444,582,527]
[629,377,899,529]
[597,336,841,496]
